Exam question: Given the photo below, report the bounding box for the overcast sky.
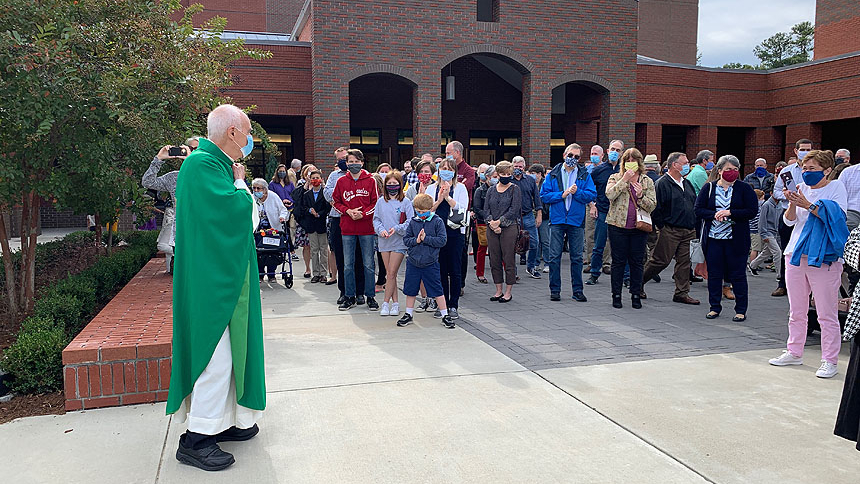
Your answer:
[697,0,817,67]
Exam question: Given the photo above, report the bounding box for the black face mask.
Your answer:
[499,176,512,185]
[337,159,348,171]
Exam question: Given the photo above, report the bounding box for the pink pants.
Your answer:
[785,255,843,364]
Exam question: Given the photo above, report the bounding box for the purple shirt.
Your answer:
[269,181,295,202]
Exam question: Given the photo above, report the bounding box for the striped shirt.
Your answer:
[709,185,733,239]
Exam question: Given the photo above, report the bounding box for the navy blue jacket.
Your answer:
[540,163,597,227]
[590,162,620,213]
[403,215,447,268]
[694,180,758,255]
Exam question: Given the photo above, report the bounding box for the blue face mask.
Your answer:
[608,151,620,163]
[253,191,264,199]
[439,169,454,181]
[705,161,715,171]
[478,173,486,181]
[489,178,499,186]
[337,159,348,171]
[755,167,768,177]
[513,168,524,177]
[797,150,810,161]
[235,132,253,158]
[801,170,825,186]
[564,155,578,167]
[680,164,691,176]
[528,173,537,181]
[418,211,434,221]
[590,155,601,164]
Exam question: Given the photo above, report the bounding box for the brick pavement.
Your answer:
[456,253,799,371]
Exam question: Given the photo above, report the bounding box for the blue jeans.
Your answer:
[343,234,376,298]
[590,211,609,278]
[522,212,539,270]
[537,218,551,265]
[549,224,585,296]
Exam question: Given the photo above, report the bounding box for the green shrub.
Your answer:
[0,320,69,394]
[50,276,98,320]
[33,294,86,335]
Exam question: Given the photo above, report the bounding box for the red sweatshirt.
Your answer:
[332,169,379,236]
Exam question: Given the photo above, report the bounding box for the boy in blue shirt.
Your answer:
[396,194,454,328]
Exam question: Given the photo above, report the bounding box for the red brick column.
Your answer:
[413,78,441,158]
[522,74,552,165]
[785,123,822,160]
[640,123,662,159]
[688,125,718,158]
[746,127,783,172]
[601,91,635,151]
[311,79,350,165]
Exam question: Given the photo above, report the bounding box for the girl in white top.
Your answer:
[769,150,848,378]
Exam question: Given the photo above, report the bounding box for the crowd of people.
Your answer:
[156,105,860,471]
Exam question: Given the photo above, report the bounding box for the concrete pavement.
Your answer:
[1,264,856,483]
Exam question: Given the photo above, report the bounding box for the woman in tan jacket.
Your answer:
[605,148,657,309]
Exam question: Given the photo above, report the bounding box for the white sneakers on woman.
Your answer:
[379,302,399,317]
[768,351,838,378]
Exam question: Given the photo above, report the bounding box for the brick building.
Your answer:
[34,0,860,229]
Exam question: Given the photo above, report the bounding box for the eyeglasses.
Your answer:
[252,187,265,191]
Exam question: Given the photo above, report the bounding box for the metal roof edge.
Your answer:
[290,0,313,41]
[637,51,860,74]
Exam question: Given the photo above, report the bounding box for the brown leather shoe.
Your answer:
[673,295,701,305]
[602,266,611,275]
[723,286,735,300]
[771,287,786,297]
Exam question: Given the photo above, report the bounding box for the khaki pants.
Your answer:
[643,225,695,298]
[584,211,611,270]
[308,232,329,278]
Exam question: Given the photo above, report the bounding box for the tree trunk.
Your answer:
[23,194,38,312]
[106,224,113,256]
[18,193,30,310]
[94,213,103,250]
[0,211,19,317]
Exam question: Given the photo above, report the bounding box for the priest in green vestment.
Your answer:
[167,104,266,471]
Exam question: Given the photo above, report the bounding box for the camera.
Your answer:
[168,146,187,157]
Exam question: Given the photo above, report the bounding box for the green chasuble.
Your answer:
[166,138,266,414]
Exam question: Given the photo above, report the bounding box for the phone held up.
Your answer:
[168,146,187,157]
[780,171,794,190]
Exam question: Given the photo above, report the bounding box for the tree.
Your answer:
[791,21,815,60]
[752,22,815,69]
[722,62,760,70]
[0,0,270,314]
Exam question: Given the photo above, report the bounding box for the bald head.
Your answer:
[207,104,252,161]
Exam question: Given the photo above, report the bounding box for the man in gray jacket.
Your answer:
[749,195,781,275]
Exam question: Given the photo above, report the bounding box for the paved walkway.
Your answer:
[5,227,87,252]
[1,255,857,483]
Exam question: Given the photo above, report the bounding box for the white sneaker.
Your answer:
[769,350,803,366]
[379,302,390,317]
[543,266,549,273]
[390,302,399,316]
[816,361,837,378]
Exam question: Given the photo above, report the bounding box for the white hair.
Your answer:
[251,178,268,190]
[511,156,526,165]
[591,145,604,155]
[837,148,850,157]
[291,159,302,169]
[206,104,248,139]
[755,158,766,164]
[184,136,200,146]
[608,139,624,149]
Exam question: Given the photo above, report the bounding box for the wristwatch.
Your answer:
[807,202,817,212]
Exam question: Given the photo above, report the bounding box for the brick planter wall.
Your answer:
[62,258,173,411]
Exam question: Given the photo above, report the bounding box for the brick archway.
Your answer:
[550,72,614,93]
[437,44,534,73]
[344,63,421,87]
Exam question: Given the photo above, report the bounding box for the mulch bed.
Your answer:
[0,242,107,423]
[0,391,65,425]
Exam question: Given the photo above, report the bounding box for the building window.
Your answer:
[477,0,499,22]
[350,129,380,146]
[397,130,413,146]
[441,130,455,148]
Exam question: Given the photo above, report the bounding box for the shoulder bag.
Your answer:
[515,214,530,255]
[631,178,652,233]
[689,182,712,265]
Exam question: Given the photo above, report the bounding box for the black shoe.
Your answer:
[585,275,598,286]
[215,424,259,443]
[631,295,642,309]
[176,435,235,471]
[490,294,502,301]
[550,293,561,301]
[499,295,512,303]
[303,272,311,278]
[652,274,661,283]
[396,313,414,327]
[527,268,542,279]
[612,294,622,309]
[691,275,704,283]
[442,315,456,329]
[338,297,356,311]
[572,292,588,302]
[268,276,276,282]
[356,295,366,305]
[623,278,630,288]
[748,263,759,276]
[519,258,526,266]
[366,297,379,310]
[336,295,346,305]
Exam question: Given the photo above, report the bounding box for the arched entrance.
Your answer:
[550,80,610,166]
[440,53,529,165]
[348,73,415,171]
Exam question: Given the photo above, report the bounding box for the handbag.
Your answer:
[690,182,712,265]
[476,224,488,246]
[629,182,652,232]
[515,214,530,255]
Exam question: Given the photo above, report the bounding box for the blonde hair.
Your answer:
[413,193,433,211]
[495,160,513,175]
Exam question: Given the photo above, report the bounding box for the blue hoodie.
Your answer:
[403,215,447,268]
[540,163,597,227]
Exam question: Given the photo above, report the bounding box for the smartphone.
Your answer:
[780,171,794,190]
[168,146,187,157]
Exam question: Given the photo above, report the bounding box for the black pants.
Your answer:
[777,213,793,289]
[376,251,386,287]
[328,218,364,297]
[257,254,279,279]
[440,228,464,309]
[608,225,647,297]
[705,238,748,314]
